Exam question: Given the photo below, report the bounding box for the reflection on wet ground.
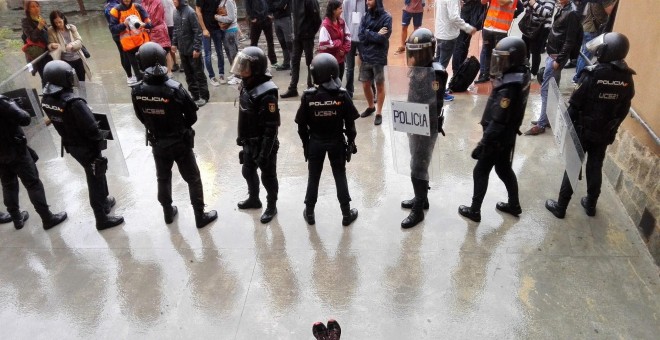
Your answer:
[0,12,658,340]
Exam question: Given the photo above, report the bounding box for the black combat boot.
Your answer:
[458,205,481,222]
[42,211,67,230]
[96,214,124,230]
[11,211,29,230]
[496,202,522,217]
[195,208,218,228]
[340,204,358,226]
[401,208,424,229]
[402,178,429,228]
[580,196,597,217]
[260,202,278,224]
[237,196,262,209]
[545,199,567,219]
[0,211,11,224]
[164,205,178,224]
[400,198,429,210]
[104,196,116,214]
[303,205,315,225]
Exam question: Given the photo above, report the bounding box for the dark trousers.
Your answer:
[34,54,53,88]
[452,30,473,73]
[338,62,345,82]
[180,54,210,101]
[479,29,508,78]
[113,36,132,77]
[152,142,205,210]
[0,147,50,218]
[289,38,315,90]
[242,142,279,204]
[522,28,550,75]
[250,19,277,65]
[345,42,360,97]
[471,146,519,210]
[558,141,607,206]
[126,48,143,81]
[68,146,109,218]
[274,16,293,67]
[305,138,351,206]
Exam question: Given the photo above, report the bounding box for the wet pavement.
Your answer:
[1,12,659,340]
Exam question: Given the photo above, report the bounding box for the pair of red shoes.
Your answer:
[312,319,341,340]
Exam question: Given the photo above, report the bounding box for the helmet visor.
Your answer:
[586,33,607,55]
[230,51,259,78]
[405,41,434,67]
[490,50,510,78]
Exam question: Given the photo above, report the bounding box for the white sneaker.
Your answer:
[209,77,220,87]
[126,76,138,85]
[218,75,227,84]
[227,76,241,85]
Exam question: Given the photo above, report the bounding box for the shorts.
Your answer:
[168,26,174,41]
[402,10,423,27]
[358,62,385,84]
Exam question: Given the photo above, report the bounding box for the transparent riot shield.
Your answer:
[81,82,129,176]
[547,81,585,190]
[385,66,442,181]
[0,53,58,160]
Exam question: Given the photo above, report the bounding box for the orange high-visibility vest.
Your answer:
[110,4,150,52]
[484,0,518,32]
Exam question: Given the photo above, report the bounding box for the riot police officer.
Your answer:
[132,42,217,228]
[0,95,67,230]
[41,60,124,230]
[458,37,531,223]
[400,28,448,229]
[233,46,281,224]
[295,53,359,226]
[545,32,635,218]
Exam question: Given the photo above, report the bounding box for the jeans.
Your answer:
[289,38,315,90]
[153,141,205,209]
[202,29,225,78]
[435,38,456,69]
[222,30,239,67]
[573,31,597,82]
[305,137,351,206]
[274,16,293,67]
[250,19,277,65]
[479,29,507,78]
[537,56,563,128]
[344,42,360,97]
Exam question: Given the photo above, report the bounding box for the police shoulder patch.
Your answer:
[500,98,510,109]
[268,102,277,113]
[432,81,440,92]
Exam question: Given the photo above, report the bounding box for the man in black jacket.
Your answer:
[525,0,580,135]
[270,0,293,71]
[280,0,322,98]
[0,95,67,230]
[246,0,278,66]
[172,0,209,107]
[451,0,487,73]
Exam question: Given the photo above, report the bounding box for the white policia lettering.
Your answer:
[393,109,429,127]
[136,96,169,102]
[596,79,628,86]
[42,103,64,112]
[309,100,341,106]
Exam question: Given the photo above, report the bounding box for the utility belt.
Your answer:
[147,128,195,148]
[309,133,344,141]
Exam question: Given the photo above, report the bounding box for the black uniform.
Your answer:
[0,96,51,221]
[557,62,635,207]
[470,68,531,211]
[237,78,281,207]
[41,91,112,220]
[132,76,206,212]
[295,83,359,208]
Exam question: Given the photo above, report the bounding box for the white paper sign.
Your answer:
[391,101,431,136]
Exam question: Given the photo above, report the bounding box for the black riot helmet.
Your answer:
[231,46,270,79]
[137,42,168,77]
[43,60,78,95]
[406,28,435,67]
[586,32,630,63]
[310,53,339,85]
[490,37,528,78]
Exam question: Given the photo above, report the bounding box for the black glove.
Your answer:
[471,143,484,160]
[236,138,245,146]
[345,141,357,163]
[438,109,446,136]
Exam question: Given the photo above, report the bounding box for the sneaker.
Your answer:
[444,93,454,102]
[227,76,241,85]
[171,63,180,72]
[218,75,227,84]
[126,76,138,85]
[179,66,185,73]
[312,322,328,340]
[374,114,383,126]
[280,89,299,98]
[327,319,341,340]
[474,75,490,84]
[523,126,546,136]
[275,63,291,71]
[360,107,375,118]
[209,77,220,87]
[194,98,207,107]
[239,36,248,42]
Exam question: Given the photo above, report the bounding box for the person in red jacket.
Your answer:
[318,0,352,81]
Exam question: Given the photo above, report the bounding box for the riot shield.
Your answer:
[385,66,442,181]
[81,82,129,176]
[546,81,585,190]
[0,53,58,160]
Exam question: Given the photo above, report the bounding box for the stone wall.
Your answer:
[604,122,660,265]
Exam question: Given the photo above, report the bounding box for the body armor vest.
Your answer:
[238,80,278,140]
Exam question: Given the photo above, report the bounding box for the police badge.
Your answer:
[268,102,277,113]
[432,81,440,92]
